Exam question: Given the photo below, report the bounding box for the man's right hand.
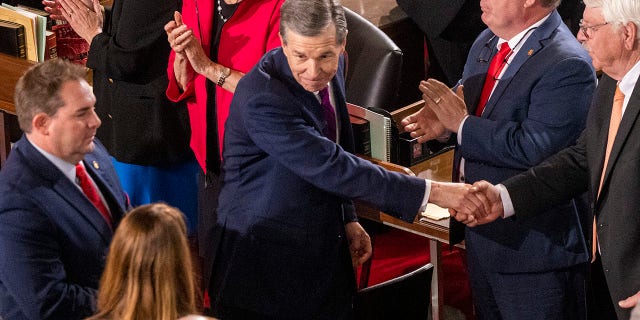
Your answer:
[451,180,504,226]
[429,181,490,223]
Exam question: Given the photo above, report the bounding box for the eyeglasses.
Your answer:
[579,19,609,39]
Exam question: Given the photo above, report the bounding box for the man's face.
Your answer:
[578,7,624,76]
[480,0,526,38]
[281,23,346,92]
[44,79,101,164]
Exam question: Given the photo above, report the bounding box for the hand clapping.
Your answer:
[401,79,468,143]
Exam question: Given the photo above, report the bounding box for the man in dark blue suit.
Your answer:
[207,0,489,318]
[0,59,129,319]
[401,0,597,319]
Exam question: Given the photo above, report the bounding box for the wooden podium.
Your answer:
[355,100,457,320]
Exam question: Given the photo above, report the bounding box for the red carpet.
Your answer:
[357,227,475,319]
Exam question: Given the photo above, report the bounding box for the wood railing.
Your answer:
[0,53,33,168]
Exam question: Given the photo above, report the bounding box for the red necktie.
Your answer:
[319,87,337,142]
[592,85,624,261]
[475,42,512,116]
[76,163,112,228]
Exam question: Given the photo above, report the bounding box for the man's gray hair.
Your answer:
[583,0,640,38]
[279,0,347,45]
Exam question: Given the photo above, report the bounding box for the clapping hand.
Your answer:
[419,79,468,133]
[401,79,467,143]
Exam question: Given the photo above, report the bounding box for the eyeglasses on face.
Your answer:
[579,19,609,39]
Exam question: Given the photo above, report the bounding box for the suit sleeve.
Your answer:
[242,92,425,222]
[502,130,590,219]
[460,56,595,170]
[0,196,97,319]
[87,0,178,83]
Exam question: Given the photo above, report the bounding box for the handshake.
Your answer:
[429,180,506,226]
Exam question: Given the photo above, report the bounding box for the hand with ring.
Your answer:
[419,79,468,133]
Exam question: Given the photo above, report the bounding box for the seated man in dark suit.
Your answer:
[207,0,490,318]
[0,59,130,319]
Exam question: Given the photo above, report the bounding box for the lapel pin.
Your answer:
[92,161,100,170]
[527,49,534,56]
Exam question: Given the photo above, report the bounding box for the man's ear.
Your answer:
[279,32,286,48]
[341,30,348,54]
[623,21,638,51]
[32,113,51,135]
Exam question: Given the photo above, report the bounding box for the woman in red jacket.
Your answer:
[164,0,283,308]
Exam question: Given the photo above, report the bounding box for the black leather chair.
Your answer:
[355,263,433,320]
[344,8,403,112]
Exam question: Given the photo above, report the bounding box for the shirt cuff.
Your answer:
[457,115,469,145]
[420,179,431,212]
[496,184,515,218]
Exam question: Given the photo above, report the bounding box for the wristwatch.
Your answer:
[217,66,231,87]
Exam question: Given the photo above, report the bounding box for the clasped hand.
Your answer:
[440,181,505,227]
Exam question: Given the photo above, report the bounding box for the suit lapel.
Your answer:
[482,11,562,117]
[600,76,640,194]
[82,156,126,225]
[18,136,114,241]
[53,176,114,241]
[590,77,616,199]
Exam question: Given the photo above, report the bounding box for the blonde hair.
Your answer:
[88,203,196,320]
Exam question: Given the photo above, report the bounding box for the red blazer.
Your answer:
[166,0,283,171]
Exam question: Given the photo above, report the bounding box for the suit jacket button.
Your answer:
[108,78,114,83]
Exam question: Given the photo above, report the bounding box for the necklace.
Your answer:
[217,0,240,23]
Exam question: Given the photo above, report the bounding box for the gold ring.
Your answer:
[434,97,442,104]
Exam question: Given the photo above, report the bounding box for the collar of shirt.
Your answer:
[27,137,77,184]
[497,12,552,64]
[314,82,335,106]
[618,60,640,114]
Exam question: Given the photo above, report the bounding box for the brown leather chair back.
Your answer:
[344,8,402,112]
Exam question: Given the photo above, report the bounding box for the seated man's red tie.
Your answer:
[475,42,512,116]
[76,163,112,228]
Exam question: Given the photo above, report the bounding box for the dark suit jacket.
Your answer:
[87,0,191,165]
[504,74,640,320]
[396,0,484,86]
[210,48,426,317]
[0,136,129,320]
[450,11,596,274]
